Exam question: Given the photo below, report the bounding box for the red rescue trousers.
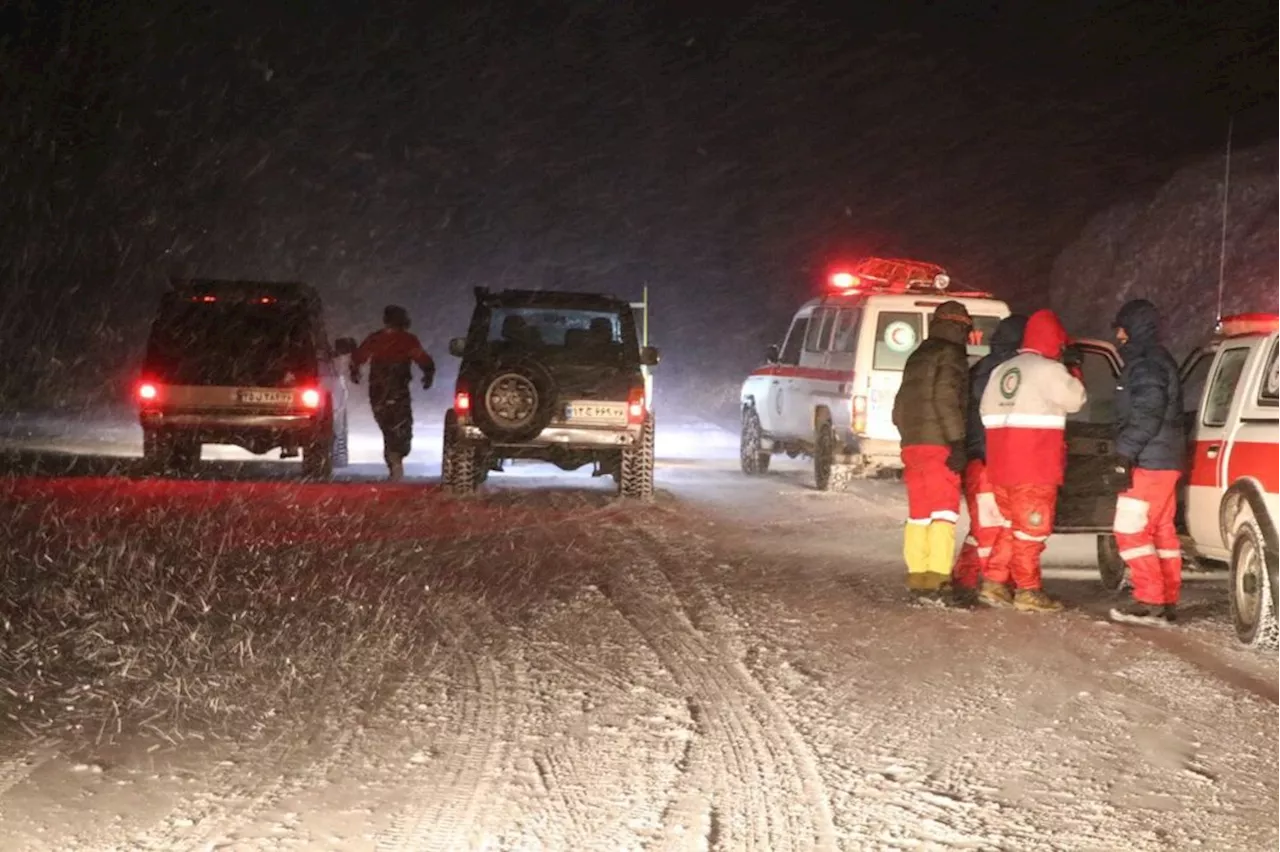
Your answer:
[954,460,1004,590]
[902,445,962,526]
[1113,469,1182,606]
[901,444,962,590]
[985,484,1057,590]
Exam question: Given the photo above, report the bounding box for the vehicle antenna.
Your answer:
[1214,114,1234,324]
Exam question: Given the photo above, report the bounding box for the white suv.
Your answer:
[739,258,1011,489]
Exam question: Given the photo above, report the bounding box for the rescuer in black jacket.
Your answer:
[1107,299,1187,627]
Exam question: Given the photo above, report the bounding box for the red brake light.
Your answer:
[300,388,322,409]
[455,391,471,413]
[138,382,159,402]
[627,386,646,424]
[194,294,217,303]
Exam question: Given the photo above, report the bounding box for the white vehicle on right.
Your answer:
[1177,313,1279,648]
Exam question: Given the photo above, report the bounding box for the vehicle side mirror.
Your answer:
[765,344,780,364]
[333,337,357,357]
[448,337,467,357]
[640,345,661,367]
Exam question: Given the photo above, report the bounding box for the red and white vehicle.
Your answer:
[738,258,1011,489]
[1177,313,1279,648]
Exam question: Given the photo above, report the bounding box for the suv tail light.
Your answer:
[138,382,159,403]
[627,386,646,425]
[454,385,472,422]
[300,388,322,410]
[852,394,867,434]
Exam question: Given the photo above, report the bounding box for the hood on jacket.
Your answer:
[929,300,972,346]
[1112,299,1161,353]
[1021,309,1068,359]
[989,313,1028,357]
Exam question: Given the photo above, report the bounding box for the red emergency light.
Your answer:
[830,271,861,292]
[1217,313,1279,338]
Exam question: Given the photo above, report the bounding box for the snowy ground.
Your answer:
[0,406,1275,851]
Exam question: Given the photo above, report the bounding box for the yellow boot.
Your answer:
[903,522,933,591]
[925,521,957,592]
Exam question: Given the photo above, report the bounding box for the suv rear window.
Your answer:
[477,306,638,357]
[872,312,922,371]
[145,301,315,386]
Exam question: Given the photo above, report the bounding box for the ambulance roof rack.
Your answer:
[1215,312,1280,338]
[826,256,984,297]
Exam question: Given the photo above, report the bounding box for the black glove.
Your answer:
[1108,454,1133,491]
[348,366,360,385]
[946,441,967,475]
[1062,344,1083,369]
[421,365,435,390]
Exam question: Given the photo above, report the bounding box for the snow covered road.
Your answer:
[0,409,1275,850]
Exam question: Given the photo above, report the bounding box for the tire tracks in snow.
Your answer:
[372,607,521,852]
[604,519,839,852]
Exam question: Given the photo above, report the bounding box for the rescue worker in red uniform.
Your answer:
[978,309,1086,612]
[350,305,436,481]
[891,300,973,603]
[1106,299,1186,626]
[953,314,1028,605]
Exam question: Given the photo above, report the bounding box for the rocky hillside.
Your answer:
[1050,140,1278,358]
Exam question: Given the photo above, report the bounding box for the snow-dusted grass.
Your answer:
[0,476,594,745]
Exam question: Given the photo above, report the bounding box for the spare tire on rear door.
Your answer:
[472,357,559,443]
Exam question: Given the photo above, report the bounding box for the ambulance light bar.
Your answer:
[1216,313,1279,338]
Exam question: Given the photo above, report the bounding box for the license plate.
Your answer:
[238,389,294,405]
[563,401,627,423]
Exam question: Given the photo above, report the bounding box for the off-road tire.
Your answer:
[1229,520,1278,649]
[813,421,852,492]
[473,359,558,443]
[302,424,335,481]
[1097,534,1128,593]
[331,409,350,469]
[740,408,770,475]
[442,426,479,496]
[619,415,655,500]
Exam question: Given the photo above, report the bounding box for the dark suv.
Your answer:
[136,279,356,478]
[441,287,660,498]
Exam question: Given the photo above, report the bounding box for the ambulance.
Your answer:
[1177,312,1279,648]
[738,258,1011,490]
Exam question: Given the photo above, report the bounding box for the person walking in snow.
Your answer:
[1106,299,1186,627]
[891,300,973,604]
[978,309,1086,612]
[952,313,1028,606]
[350,305,436,482]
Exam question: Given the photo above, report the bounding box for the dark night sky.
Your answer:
[0,0,1275,402]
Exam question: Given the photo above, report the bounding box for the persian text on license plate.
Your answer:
[564,402,627,422]
[238,389,294,405]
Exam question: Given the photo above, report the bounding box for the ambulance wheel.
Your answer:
[1229,521,1278,650]
[813,421,849,492]
[740,409,770,475]
[1096,534,1128,593]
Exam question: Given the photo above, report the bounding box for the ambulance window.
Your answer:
[805,309,837,351]
[1067,348,1119,424]
[831,308,861,353]
[1203,347,1250,427]
[1259,344,1278,407]
[966,315,1003,364]
[872,312,921,371]
[1179,351,1213,415]
[779,315,810,365]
